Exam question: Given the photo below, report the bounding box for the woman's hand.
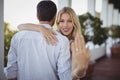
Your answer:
[39,26,58,45]
[8,77,17,80]
[18,23,58,45]
[71,34,90,79]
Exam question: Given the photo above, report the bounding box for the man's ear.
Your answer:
[53,14,56,21]
[51,14,56,26]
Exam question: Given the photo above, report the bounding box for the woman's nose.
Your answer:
[63,22,67,28]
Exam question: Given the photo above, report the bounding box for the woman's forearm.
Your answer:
[18,23,43,32]
[17,23,58,45]
[8,77,17,80]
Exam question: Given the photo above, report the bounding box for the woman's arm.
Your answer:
[71,34,90,79]
[8,78,17,80]
[18,23,58,45]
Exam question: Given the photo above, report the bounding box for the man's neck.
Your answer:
[39,21,52,26]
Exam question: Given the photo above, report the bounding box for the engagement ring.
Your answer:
[76,48,79,52]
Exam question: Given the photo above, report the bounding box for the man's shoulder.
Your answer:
[55,31,69,44]
[12,31,27,38]
[11,30,39,41]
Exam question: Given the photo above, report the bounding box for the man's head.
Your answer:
[37,0,57,25]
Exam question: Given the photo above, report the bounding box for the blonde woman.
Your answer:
[18,7,90,79]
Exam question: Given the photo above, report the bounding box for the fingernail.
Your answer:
[80,35,83,38]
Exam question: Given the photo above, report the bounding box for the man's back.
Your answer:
[6,24,72,80]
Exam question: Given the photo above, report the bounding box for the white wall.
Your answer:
[88,0,96,16]
[58,0,71,11]
[0,0,6,79]
[100,0,108,27]
[90,46,106,61]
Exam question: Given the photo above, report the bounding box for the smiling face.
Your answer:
[56,7,81,40]
[58,13,74,38]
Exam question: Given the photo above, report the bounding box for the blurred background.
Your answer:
[1,0,120,80]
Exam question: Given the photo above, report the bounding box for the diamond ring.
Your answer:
[76,48,79,52]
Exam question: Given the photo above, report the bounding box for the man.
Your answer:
[6,1,72,80]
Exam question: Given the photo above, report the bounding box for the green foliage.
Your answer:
[93,27,108,45]
[78,13,108,45]
[4,22,18,66]
[110,25,120,39]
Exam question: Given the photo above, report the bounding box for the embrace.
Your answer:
[5,1,90,80]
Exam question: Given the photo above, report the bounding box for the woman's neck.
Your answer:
[67,34,73,40]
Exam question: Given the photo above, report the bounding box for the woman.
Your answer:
[18,7,90,79]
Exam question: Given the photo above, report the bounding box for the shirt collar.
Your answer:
[40,24,53,29]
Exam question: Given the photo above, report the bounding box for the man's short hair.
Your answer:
[37,0,57,21]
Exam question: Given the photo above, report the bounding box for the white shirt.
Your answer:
[6,24,72,80]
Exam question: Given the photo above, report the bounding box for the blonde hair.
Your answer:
[56,7,81,40]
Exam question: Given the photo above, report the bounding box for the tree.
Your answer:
[4,22,18,66]
[78,13,108,45]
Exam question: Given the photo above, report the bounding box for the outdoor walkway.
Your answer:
[81,54,120,80]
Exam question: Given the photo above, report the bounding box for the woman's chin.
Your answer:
[63,33,69,36]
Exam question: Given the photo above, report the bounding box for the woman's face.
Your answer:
[58,13,74,37]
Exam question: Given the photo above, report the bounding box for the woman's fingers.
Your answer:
[45,36,50,45]
[74,36,79,54]
[73,34,91,57]
[74,34,86,54]
[50,31,58,45]
[50,31,58,43]
[76,34,81,52]
[80,35,86,54]
[71,41,76,55]
[74,34,91,61]
[43,28,58,45]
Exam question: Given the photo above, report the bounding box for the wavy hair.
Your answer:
[56,7,81,40]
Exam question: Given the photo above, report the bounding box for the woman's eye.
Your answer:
[68,20,72,22]
[59,20,64,23]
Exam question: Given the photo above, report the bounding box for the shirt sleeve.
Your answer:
[57,37,72,80]
[5,35,18,79]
